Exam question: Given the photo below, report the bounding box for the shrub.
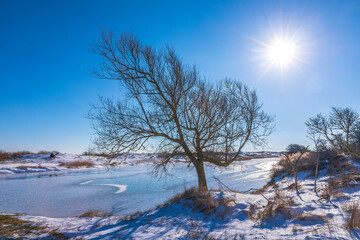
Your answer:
[326,154,353,176]
[59,160,94,168]
[37,150,60,155]
[269,152,320,184]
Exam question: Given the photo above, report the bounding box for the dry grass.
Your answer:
[246,190,295,224]
[76,210,112,218]
[0,214,46,239]
[247,189,329,227]
[0,150,33,162]
[247,204,258,222]
[293,213,328,223]
[47,229,69,240]
[16,165,39,169]
[0,214,69,239]
[342,201,360,230]
[319,177,343,200]
[119,211,143,221]
[251,185,268,195]
[237,155,275,161]
[186,219,202,239]
[320,170,360,200]
[164,188,235,218]
[287,183,298,191]
[59,160,94,168]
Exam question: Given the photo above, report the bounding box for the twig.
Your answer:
[213,176,270,202]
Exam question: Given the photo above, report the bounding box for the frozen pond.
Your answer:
[0,158,278,217]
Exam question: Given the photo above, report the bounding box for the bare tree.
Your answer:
[284,145,309,190]
[306,132,325,192]
[89,31,274,192]
[306,107,360,159]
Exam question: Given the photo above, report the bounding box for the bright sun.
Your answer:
[253,31,305,76]
[266,38,297,67]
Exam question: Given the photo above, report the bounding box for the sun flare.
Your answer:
[266,38,297,67]
[253,30,306,76]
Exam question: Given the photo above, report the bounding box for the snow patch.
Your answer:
[80,180,94,185]
[95,184,127,194]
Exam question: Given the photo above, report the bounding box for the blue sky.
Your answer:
[1,0,360,153]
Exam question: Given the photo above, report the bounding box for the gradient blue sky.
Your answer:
[1,0,360,153]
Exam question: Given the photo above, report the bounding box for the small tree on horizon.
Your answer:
[89,31,274,192]
[286,144,308,155]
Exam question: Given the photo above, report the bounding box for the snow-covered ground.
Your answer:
[5,153,359,239]
[7,168,357,240]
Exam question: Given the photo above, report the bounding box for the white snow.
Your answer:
[15,168,359,239]
[94,184,127,194]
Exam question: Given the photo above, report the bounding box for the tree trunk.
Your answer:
[294,171,298,190]
[194,160,208,192]
[314,154,319,192]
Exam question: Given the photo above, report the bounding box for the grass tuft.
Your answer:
[59,160,94,168]
[76,210,112,218]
